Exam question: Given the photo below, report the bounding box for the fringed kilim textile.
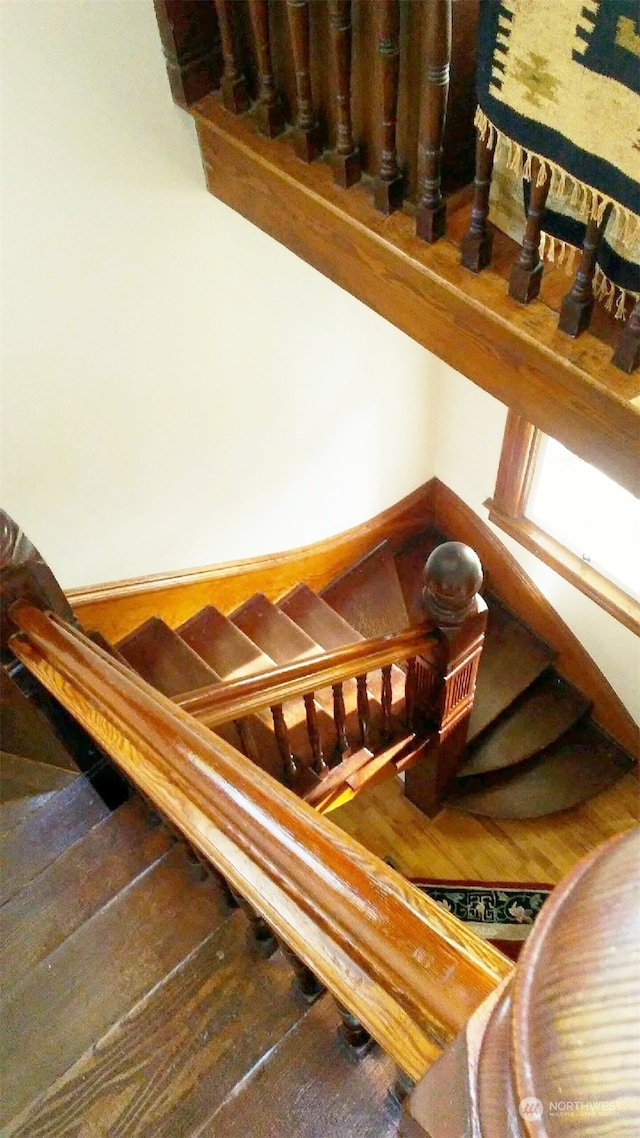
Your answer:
[477,0,640,313]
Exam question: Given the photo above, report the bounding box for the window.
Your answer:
[487,411,640,635]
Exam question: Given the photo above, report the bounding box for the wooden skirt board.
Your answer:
[408,878,553,962]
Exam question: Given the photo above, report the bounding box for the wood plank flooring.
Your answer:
[331,773,639,886]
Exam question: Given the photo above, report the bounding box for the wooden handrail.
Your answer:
[173,624,440,725]
[9,601,511,1082]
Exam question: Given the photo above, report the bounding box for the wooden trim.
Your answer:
[431,479,639,758]
[486,504,640,638]
[492,411,540,519]
[67,480,437,641]
[10,604,511,1082]
[191,94,640,497]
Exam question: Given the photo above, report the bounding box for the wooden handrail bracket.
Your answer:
[9,602,511,1082]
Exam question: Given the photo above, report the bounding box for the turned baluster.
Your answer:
[328,0,360,188]
[612,298,640,373]
[270,703,299,785]
[248,0,285,138]
[508,159,551,303]
[332,682,349,755]
[153,0,222,108]
[356,674,370,748]
[230,888,278,956]
[279,941,325,1001]
[373,0,403,214]
[380,664,393,741]
[460,129,496,273]
[416,0,452,244]
[558,207,612,337]
[213,0,250,114]
[304,692,327,774]
[234,717,260,764]
[286,0,322,161]
[336,1003,373,1052]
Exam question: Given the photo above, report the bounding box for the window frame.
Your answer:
[486,411,640,636]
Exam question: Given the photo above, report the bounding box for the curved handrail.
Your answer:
[9,602,511,1082]
[174,623,440,724]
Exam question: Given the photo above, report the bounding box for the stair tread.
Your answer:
[321,543,410,640]
[449,719,634,819]
[178,604,277,679]
[117,616,220,697]
[1,670,78,772]
[467,597,555,742]
[201,993,400,1138]
[231,593,323,664]
[280,583,365,649]
[0,789,57,836]
[459,673,591,778]
[5,911,309,1138]
[1,843,229,1125]
[393,527,444,625]
[0,752,78,796]
[0,796,173,993]
[0,777,109,905]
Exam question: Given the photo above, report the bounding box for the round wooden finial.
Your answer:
[421,542,483,625]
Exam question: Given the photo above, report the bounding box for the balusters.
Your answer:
[612,298,640,373]
[213,0,250,114]
[234,717,260,764]
[508,159,551,303]
[304,692,327,774]
[248,0,285,138]
[373,0,403,213]
[336,1004,373,1052]
[416,0,452,243]
[380,664,393,741]
[231,888,278,956]
[286,0,322,161]
[279,941,324,1002]
[270,704,299,785]
[356,674,370,748]
[461,127,496,272]
[328,1,360,188]
[558,207,612,337]
[153,0,221,108]
[332,682,349,755]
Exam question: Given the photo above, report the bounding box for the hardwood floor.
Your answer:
[331,773,639,886]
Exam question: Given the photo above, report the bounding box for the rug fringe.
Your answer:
[475,107,640,252]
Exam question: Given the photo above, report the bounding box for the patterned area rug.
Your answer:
[476,0,640,308]
[410,878,553,961]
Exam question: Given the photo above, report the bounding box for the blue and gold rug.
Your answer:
[476,0,640,310]
[411,877,553,961]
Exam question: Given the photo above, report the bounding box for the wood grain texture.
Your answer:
[1,842,229,1124]
[6,913,309,1138]
[0,777,109,905]
[68,480,437,641]
[432,480,639,757]
[9,609,512,1083]
[191,97,639,496]
[1,796,172,993]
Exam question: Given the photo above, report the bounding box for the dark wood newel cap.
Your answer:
[421,542,483,626]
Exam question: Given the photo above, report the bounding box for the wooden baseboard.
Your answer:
[68,480,437,643]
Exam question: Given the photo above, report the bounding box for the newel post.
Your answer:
[404,542,486,817]
[153,1,222,109]
[0,510,77,665]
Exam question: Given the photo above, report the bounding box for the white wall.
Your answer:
[1,1,637,724]
[0,0,437,588]
[434,364,640,724]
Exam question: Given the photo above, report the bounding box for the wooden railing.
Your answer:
[8,600,511,1085]
[154,0,638,378]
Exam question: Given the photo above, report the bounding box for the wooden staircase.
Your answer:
[105,525,633,822]
[1,753,400,1136]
